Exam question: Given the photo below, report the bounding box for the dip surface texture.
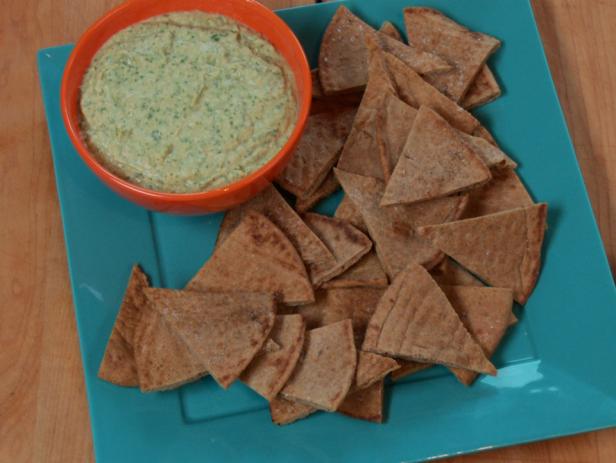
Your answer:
[80,12,297,193]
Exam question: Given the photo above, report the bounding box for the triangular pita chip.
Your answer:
[355,351,399,390]
[377,31,452,76]
[146,288,276,388]
[270,396,317,425]
[403,7,501,102]
[281,319,357,411]
[441,285,514,385]
[277,107,356,198]
[133,304,206,392]
[417,204,548,304]
[322,251,388,289]
[430,257,483,287]
[362,264,496,375]
[335,195,367,233]
[462,65,501,109]
[458,132,516,170]
[335,168,468,278]
[212,187,336,288]
[391,361,433,381]
[338,380,385,423]
[295,172,340,213]
[462,168,533,219]
[381,106,491,206]
[98,265,148,387]
[241,315,305,400]
[379,21,402,41]
[383,51,481,135]
[303,213,372,280]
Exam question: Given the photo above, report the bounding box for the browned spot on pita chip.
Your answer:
[335,195,367,233]
[391,361,433,381]
[382,106,491,206]
[270,396,317,425]
[355,351,399,390]
[430,257,483,287]
[98,265,149,387]
[241,315,305,401]
[133,304,206,392]
[377,31,452,76]
[379,21,402,41]
[417,204,548,304]
[458,132,516,170]
[323,251,389,289]
[335,168,468,278]
[403,8,501,102]
[304,213,372,281]
[277,107,356,198]
[146,288,276,389]
[338,380,384,423]
[362,264,496,375]
[281,319,357,411]
[441,285,514,385]
[383,51,482,135]
[462,65,501,109]
[295,172,340,213]
[463,168,533,219]
[212,187,335,289]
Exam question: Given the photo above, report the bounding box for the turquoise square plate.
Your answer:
[37,1,616,461]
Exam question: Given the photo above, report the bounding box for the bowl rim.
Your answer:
[60,0,312,203]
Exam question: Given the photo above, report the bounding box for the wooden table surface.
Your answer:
[0,0,613,461]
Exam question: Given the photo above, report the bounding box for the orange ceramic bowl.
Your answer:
[61,0,311,214]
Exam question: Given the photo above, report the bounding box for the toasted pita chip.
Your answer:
[383,52,481,135]
[382,106,491,206]
[295,172,340,213]
[133,304,206,392]
[462,168,533,219]
[213,187,336,288]
[363,264,496,375]
[146,288,276,388]
[277,107,356,198]
[322,251,389,289]
[98,265,149,387]
[458,132,516,170]
[417,204,548,304]
[335,168,468,278]
[379,21,402,41]
[304,213,372,280]
[355,351,399,390]
[377,31,452,76]
[430,257,483,287]
[472,125,497,144]
[310,68,363,114]
[281,319,357,411]
[462,65,501,109]
[261,338,281,354]
[338,380,384,423]
[270,396,317,425]
[241,315,305,401]
[403,8,501,102]
[335,195,367,233]
[391,361,433,381]
[442,285,514,385]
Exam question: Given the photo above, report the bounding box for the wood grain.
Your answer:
[0,1,613,462]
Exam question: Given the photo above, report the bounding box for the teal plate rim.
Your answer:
[37,1,616,462]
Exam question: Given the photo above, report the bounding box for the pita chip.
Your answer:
[241,315,305,401]
[295,172,340,213]
[377,31,452,76]
[310,68,363,114]
[277,107,356,198]
[458,132,517,170]
[381,106,492,206]
[98,265,149,387]
[322,251,388,289]
[335,195,367,233]
[403,7,501,102]
[462,168,533,219]
[270,396,317,425]
[132,303,207,392]
[213,186,336,288]
[355,351,399,390]
[417,203,548,304]
[261,338,281,354]
[430,257,483,287]
[462,65,501,109]
[379,21,402,41]
[146,288,276,388]
[335,168,468,278]
[338,380,385,423]
[362,264,496,375]
[303,212,372,279]
[441,285,514,385]
[391,361,433,381]
[281,319,357,411]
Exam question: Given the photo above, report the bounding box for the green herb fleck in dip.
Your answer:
[80,11,297,193]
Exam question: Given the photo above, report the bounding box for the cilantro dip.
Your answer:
[80,11,297,193]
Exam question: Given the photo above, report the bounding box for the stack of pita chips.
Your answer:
[99,5,549,427]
